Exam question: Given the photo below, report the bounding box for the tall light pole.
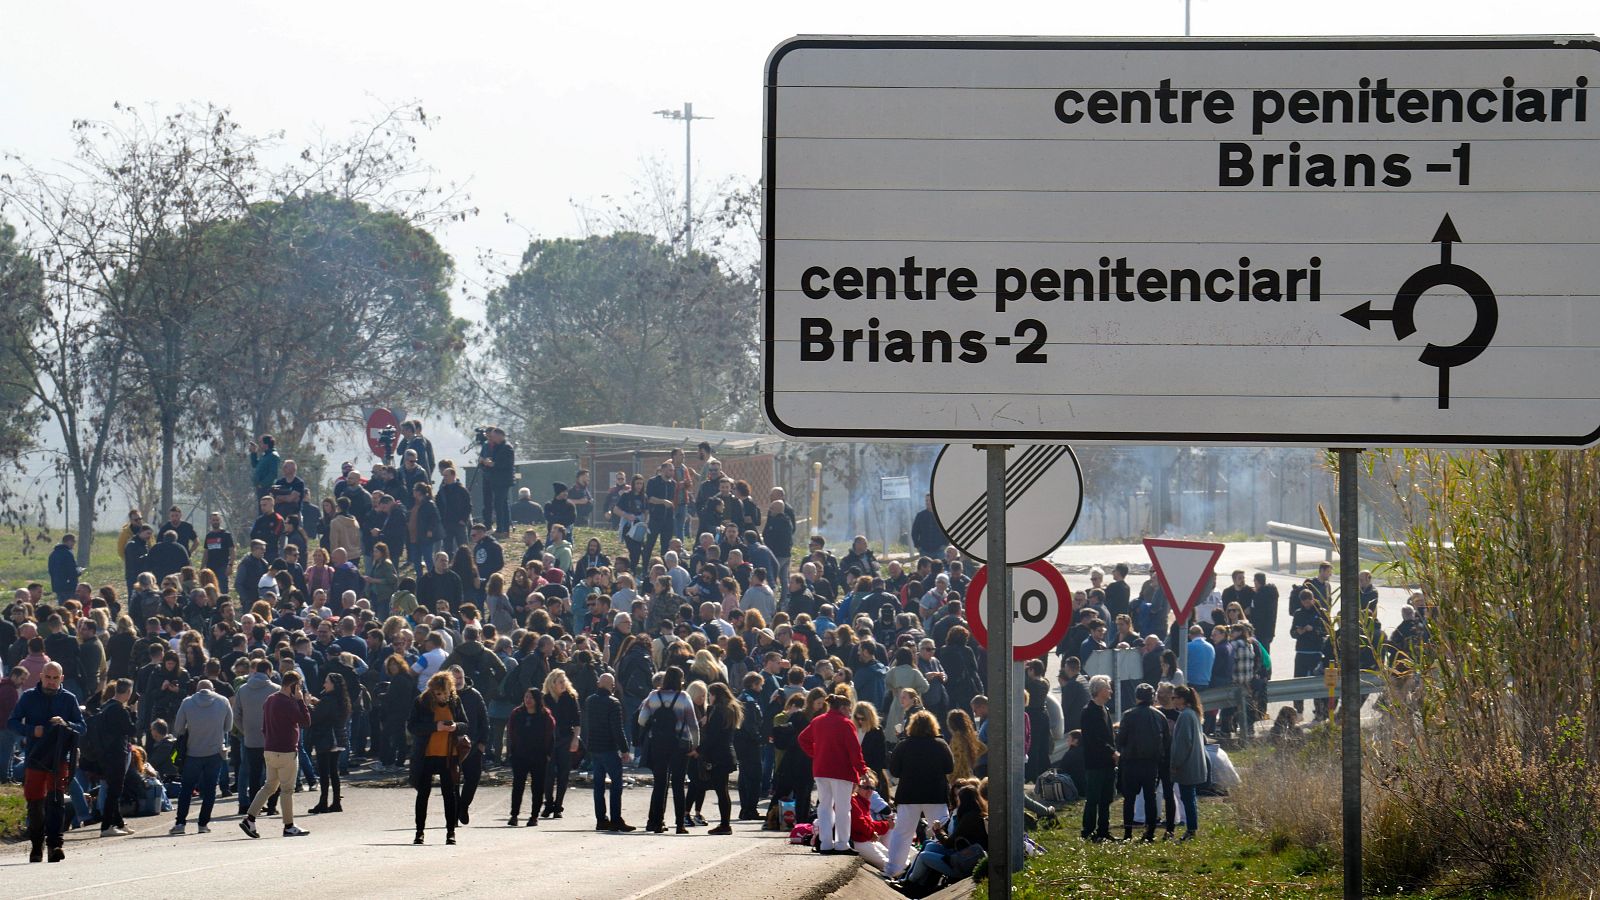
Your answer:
[653,102,713,252]
[1185,0,1192,36]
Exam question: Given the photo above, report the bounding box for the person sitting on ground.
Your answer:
[849,771,894,870]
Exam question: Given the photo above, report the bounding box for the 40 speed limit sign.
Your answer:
[964,560,1074,661]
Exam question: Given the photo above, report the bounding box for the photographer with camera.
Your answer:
[476,427,514,538]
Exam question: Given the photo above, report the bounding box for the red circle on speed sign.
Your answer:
[365,407,400,458]
[965,561,1073,661]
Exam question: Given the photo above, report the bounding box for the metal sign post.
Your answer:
[981,444,1023,896]
[1337,449,1363,899]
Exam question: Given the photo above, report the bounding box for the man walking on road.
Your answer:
[240,671,312,839]
[170,679,234,834]
[233,660,277,816]
[585,673,634,832]
[7,662,84,863]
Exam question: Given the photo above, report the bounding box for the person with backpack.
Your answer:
[734,672,767,821]
[614,635,656,749]
[506,686,554,826]
[1116,682,1171,843]
[89,678,137,837]
[636,667,699,834]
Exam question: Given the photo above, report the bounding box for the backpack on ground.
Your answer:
[1036,769,1078,804]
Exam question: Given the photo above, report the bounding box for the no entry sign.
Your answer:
[762,36,1600,448]
[965,561,1073,660]
[365,407,400,459]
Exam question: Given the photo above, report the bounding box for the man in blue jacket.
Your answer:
[47,535,81,602]
[7,662,85,863]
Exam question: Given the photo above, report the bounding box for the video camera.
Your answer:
[377,425,398,465]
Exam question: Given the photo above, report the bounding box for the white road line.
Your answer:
[617,844,760,900]
[26,845,330,898]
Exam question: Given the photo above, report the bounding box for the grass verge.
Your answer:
[976,801,1341,900]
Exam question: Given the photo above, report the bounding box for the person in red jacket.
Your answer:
[850,773,894,870]
[797,692,866,854]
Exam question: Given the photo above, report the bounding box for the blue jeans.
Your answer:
[591,750,624,823]
[239,747,265,814]
[1179,783,1199,834]
[409,540,438,577]
[0,730,18,781]
[177,754,223,826]
[298,736,317,786]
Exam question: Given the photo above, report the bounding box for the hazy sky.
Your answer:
[2,1,1596,509]
[6,0,1597,302]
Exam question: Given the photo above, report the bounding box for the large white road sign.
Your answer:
[762,36,1600,447]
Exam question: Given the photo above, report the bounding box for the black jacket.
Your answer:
[397,435,436,477]
[1080,700,1116,770]
[889,734,955,805]
[44,631,82,682]
[480,441,515,487]
[1116,701,1171,763]
[307,690,351,752]
[583,688,627,755]
[911,509,946,558]
[48,543,80,597]
[762,514,794,559]
[124,539,149,585]
[459,685,488,745]
[698,704,736,773]
[437,481,472,528]
[507,703,555,761]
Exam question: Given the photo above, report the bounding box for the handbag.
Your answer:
[627,519,649,544]
[949,840,986,877]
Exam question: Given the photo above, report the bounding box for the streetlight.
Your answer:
[653,102,713,252]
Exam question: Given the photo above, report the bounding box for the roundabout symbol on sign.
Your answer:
[964,560,1074,661]
[1341,214,1498,410]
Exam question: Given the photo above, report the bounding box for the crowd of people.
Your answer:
[4,427,1420,894]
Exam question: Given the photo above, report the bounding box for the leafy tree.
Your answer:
[199,191,465,465]
[479,231,758,447]
[0,220,43,465]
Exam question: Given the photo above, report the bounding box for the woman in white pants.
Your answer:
[885,710,954,876]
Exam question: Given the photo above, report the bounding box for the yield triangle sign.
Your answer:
[1144,538,1226,624]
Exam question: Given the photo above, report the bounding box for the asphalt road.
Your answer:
[4,780,859,900]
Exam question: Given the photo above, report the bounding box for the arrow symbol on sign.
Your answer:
[1430,212,1461,265]
[1340,302,1414,339]
[1340,214,1496,409]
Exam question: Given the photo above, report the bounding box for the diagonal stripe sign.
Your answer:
[1144,538,1226,624]
[930,444,1083,565]
[943,445,1072,548]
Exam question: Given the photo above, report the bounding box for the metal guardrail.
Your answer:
[1265,520,1389,572]
[1195,673,1385,742]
